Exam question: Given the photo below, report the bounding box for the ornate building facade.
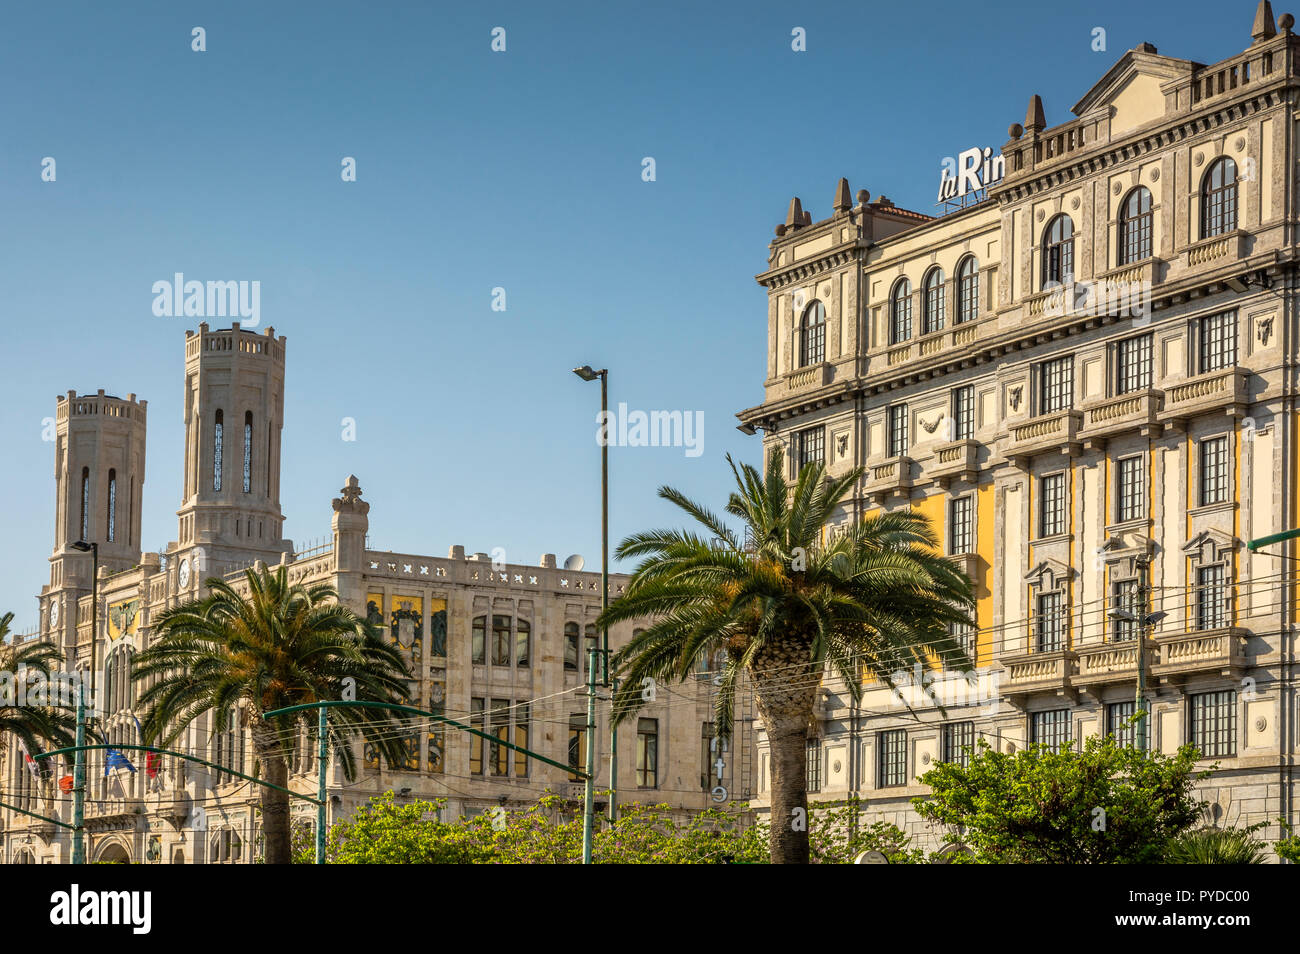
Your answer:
[738,3,1300,854]
[2,322,755,864]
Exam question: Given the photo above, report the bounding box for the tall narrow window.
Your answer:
[1118,187,1153,264]
[799,300,825,367]
[1111,580,1138,642]
[923,268,946,335]
[471,616,486,665]
[515,619,530,668]
[636,718,659,788]
[243,412,253,493]
[956,256,980,324]
[1200,157,1238,239]
[469,698,485,774]
[1039,356,1074,413]
[1199,437,1229,505]
[1040,473,1067,537]
[806,738,822,794]
[942,722,975,767]
[1196,564,1228,630]
[796,426,824,472]
[80,467,90,542]
[888,404,909,458]
[568,713,587,781]
[951,385,974,441]
[513,702,531,777]
[889,279,913,344]
[1116,455,1146,522]
[564,621,579,671]
[213,410,224,492]
[1042,215,1075,286]
[949,496,973,554]
[1115,333,1153,394]
[1198,311,1238,373]
[106,469,116,543]
[1035,592,1065,652]
[491,616,511,666]
[490,699,510,776]
[128,477,134,547]
[1107,701,1136,746]
[877,730,907,787]
[584,624,599,679]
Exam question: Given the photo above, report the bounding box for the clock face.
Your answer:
[178,559,191,588]
[49,600,60,629]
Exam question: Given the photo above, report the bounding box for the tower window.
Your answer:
[1042,214,1075,287]
[213,410,224,492]
[799,300,825,367]
[107,469,116,543]
[243,412,253,494]
[80,467,90,542]
[1200,157,1238,239]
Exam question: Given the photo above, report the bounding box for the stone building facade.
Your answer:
[737,3,1300,854]
[2,322,756,864]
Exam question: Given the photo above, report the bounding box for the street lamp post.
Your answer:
[68,540,98,864]
[573,364,613,853]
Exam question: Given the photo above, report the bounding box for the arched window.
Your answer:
[922,268,945,335]
[243,412,253,493]
[80,467,90,542]
[1042,215,1074,287]
[213,410,224,492]
[956,257,980,324]
[1201,157,1238,239]
[106,469,116,543]
[799,300,825,367]
[564,621,580,671]
[889,279,913,344]
[1118,187,1153,264]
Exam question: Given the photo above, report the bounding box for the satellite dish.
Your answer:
[564,554,585,572]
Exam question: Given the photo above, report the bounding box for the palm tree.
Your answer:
[0,611,76,777]
[133,565,416,864]
[1166,827,1268,864]
[597,449,974,864]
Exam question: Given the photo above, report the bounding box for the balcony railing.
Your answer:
[1074,639,1142,691]
[1005,410,1082,463]
[1162,368,1249,427]
[1078,390,1162,446]
[783,363,831,393]
[927,439,980,486]
[1151,627,1248,684]
[863,456,913,503]
[999,647,1077,703]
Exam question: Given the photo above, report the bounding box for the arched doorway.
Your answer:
[94,841,131,864]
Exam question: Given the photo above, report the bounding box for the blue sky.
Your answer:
[0,0,1262,625]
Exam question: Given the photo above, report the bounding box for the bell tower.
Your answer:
[173,322,290,580]
[45,389,147,645]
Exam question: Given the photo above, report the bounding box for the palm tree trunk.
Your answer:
[750,641,817,864]
[249,715,292,864]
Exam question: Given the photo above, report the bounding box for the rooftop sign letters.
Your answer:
[937,146,1005,205]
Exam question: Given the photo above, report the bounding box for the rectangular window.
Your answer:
[942,722,975,767]
[701,722,719,790]
[513,702,531,777]
[806,738,822,794]
[515,619,530,668]
[1030,709,1071,751]
[469,698,485,775]
[1198,311,1238,373]
[947,620,976,667]
[1040,473,1067,538]
[563,622,579,671]
[636,718,659,788]
[471,616,486,665]
[567,714,586,781]
[1115,334,1153,395]
[491,615,511,666]
[797,427,825,472]
[1199,437,1229,506]
[877,730,907,787]
[1039,356,1074,413]
[1116,455,1146,522]
[1189,690,1236,757]
[888,404,909,458]
[1111,579,1138,642]
[951,385,974,441]
[489,698,510,776]
[1196,564,1228,630]
[1035,592,1065,653]
[1107,701,1136,747]
[948,496,973,555]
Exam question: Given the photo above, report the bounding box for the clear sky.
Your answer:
[0,0,1268,626]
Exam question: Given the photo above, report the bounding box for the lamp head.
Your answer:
[736,422,757,436]
[572,366,602,382]
[70,541,94,553]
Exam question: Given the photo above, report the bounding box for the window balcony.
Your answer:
[1005,410,1082,464]
[1184,230,1247,270]
[1073,639,1145,695]
[927,439,980,487]
[1162,368,1250,430]
[863,456,913,504]
[1150,626,1248,685]
[782,362,832,395]
[1078,390,1162,448]
[998,647,1077,706]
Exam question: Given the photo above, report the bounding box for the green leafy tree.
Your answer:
[1275,819,1300,864]
[133,566,415,864]
[914,735,1205,863]
[0,611,75,772]
[1166,825,1267,864]
[596,449,973,864]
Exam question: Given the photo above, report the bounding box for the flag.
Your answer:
[145,752,160,779]
[18,741,40,780]
[104,749,136,776]
[58,776,74,793]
